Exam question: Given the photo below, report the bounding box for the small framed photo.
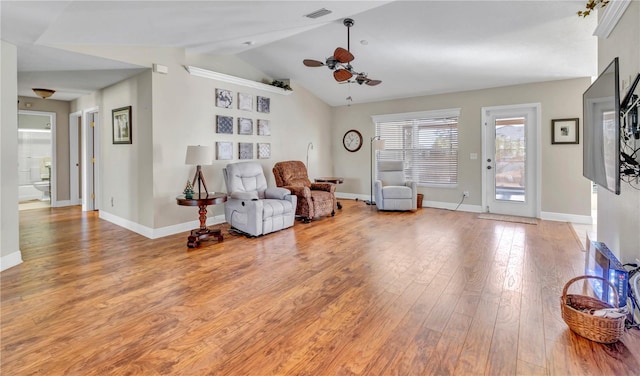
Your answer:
[238,93,253,111]
[238,117,253,135]
[257,119,271,136]
[257,96,270,113]
[216,115,233,134]
[552,118,579,144]
[216,88,233,108]
[112,106,132,144]
[239,142,253,160]
[216,142,233,160]
[258,143,271,159]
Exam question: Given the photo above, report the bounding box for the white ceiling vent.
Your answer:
[304,8,332,19]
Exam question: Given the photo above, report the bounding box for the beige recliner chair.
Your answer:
[374,160,418,211]
[223,161,296,236]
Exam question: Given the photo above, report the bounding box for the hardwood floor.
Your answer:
[2,201,639,375]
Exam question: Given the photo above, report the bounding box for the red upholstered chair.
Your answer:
[272,160,336,222]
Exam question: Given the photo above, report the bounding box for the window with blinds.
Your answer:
[372,109,460,188]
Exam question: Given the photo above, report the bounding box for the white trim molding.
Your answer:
[1,251,23,272]
[593,0,632,38]
[185,66,293,95]
[99,211,226,239]
[540,211,593,225]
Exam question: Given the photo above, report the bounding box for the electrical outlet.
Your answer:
[463,191,469,198]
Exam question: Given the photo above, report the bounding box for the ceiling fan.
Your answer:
[303,18,381,86]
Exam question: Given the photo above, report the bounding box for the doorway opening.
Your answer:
[18,110,56,211]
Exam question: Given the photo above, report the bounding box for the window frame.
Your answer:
[371,108,461,188]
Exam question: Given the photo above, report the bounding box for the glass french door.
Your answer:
[483,105,538,217]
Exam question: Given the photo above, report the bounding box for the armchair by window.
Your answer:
[223,161,296,236]
[374,160,418,211]
[272,160,336,223]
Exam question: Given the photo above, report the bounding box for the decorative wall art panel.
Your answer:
[238,117,253,135]
[258,143,271,159]
[216,142,233,160]
[216,115,233,134]
[216,88,233,108]
[238,92,253,111]
[257,96,270,113]
[239,142,253,160]
[257,119,271,136]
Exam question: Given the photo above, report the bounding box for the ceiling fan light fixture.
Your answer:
[32,88,55,99]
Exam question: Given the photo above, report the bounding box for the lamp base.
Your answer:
[364,200,376,205]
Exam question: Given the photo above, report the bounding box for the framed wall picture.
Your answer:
[258,143,271,159]
[257,119,271,136]
[112,106,132,144]
[239,142,253,160]
[257,96,270,113]
[216,142,233,160]
[216,115,233,134]
[216,88,233,108]
[552,118,579,144]
[238,117,253,135]
[238,92,253,111]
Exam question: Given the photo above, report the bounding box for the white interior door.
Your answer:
[82,109,97,211]
[69,111,81,205]
[482,104,540,217]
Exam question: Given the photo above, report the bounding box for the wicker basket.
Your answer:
[561,275,626,344]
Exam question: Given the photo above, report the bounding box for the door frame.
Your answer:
[481,103,542,218]
[18,110,57,207]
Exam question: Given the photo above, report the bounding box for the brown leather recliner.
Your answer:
[272,160,336,222]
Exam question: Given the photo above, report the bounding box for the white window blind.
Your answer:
[372,109,460,188]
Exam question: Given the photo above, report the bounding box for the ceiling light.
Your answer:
[32,88,55,99]
[304,8,332,19]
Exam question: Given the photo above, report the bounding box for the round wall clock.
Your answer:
[343,129,363,152]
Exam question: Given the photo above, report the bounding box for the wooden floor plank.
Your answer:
[2,202,639,375]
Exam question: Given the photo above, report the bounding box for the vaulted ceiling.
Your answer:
[1,1,598,106]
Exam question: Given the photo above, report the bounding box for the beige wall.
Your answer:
[100,70,154,227]
[332,78,592,217]
[1,41,20,268]
[67,46,333,231]
[17,96,71,202]
[597,1,640,264]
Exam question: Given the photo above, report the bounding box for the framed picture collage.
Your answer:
[214,88,271,160]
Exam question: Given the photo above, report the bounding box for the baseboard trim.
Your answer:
[98,211,226,239]
[540,211,593,224]
[423,200,483,213]
[0,251,23,272]
[51,199,75,208]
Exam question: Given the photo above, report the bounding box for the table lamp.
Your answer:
[185,145,213,197]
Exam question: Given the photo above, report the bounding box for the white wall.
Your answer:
[1,41,22,271]
[597,1,640,264]
[331,78,592,218]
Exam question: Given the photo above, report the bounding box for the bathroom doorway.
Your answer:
[18,110,57,210]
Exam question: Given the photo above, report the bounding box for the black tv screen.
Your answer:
[583,57,620,195]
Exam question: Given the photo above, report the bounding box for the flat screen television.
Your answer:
[583,57,620,195]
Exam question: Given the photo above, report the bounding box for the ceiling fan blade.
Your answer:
[333,47,354,63]
[333,69,353,82]
[303,59,325,67]
[366,79,382,86]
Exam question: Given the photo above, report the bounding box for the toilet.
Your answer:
[33,181,50,201]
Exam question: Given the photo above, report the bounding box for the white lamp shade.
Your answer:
[373,139,385,151]
[185,145,213,165]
